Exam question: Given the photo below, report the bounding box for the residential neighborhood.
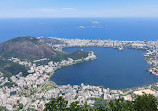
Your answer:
[0,37,158,110]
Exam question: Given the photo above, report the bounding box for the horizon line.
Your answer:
[0,17,158,19]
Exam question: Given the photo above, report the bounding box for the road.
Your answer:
[24,80,49,110]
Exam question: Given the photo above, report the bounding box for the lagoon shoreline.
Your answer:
[1,37,158,110]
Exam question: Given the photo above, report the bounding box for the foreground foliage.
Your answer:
[44,94,158,111]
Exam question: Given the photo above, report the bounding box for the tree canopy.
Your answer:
[44,94,158,111]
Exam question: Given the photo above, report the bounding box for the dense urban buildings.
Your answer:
[0,37,158,110]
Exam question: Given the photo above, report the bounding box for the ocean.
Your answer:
[1,18,158,89]
[0,18,158,42]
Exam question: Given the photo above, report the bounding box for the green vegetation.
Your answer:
[35,51,89,66]
[133,94,157,111]
[48,51,89,62]
[3,82,15,88]
[0,50,41,61]
[18,103,23,109]
[0,59,29,78]
[0,106,6,111]
[7,36,42,44]
[44,96,91,111]
[0,37,59,59]
[0,37,89,77]
[0,37,52,61]
[45,96,68,111]
[44,94,158,111]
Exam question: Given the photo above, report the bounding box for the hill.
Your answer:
[0,37,89,78]
[0,59,29,78]
[0,37,59,59]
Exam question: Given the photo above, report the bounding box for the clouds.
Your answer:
[0,8,78,18]
[0,0,158,18]
[61,8,75,10]
[35,8,56,13]
[34,8,76,14]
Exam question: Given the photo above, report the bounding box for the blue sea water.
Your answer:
[51,47,158,89]
[0,18,158,42]
[1,18,158,89]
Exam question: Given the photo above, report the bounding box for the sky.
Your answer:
[0,0,158,18]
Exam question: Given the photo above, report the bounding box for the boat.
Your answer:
[118,47,124,50]
[77,26,85,28]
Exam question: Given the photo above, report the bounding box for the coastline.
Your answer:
[24,48,158,109]
[52,37,158,76]
[1,37,158,110]
[52,46,156,89]
[38,37,158,89]
[48,52,97,81]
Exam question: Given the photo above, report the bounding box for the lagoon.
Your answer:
[51,47,158,89]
